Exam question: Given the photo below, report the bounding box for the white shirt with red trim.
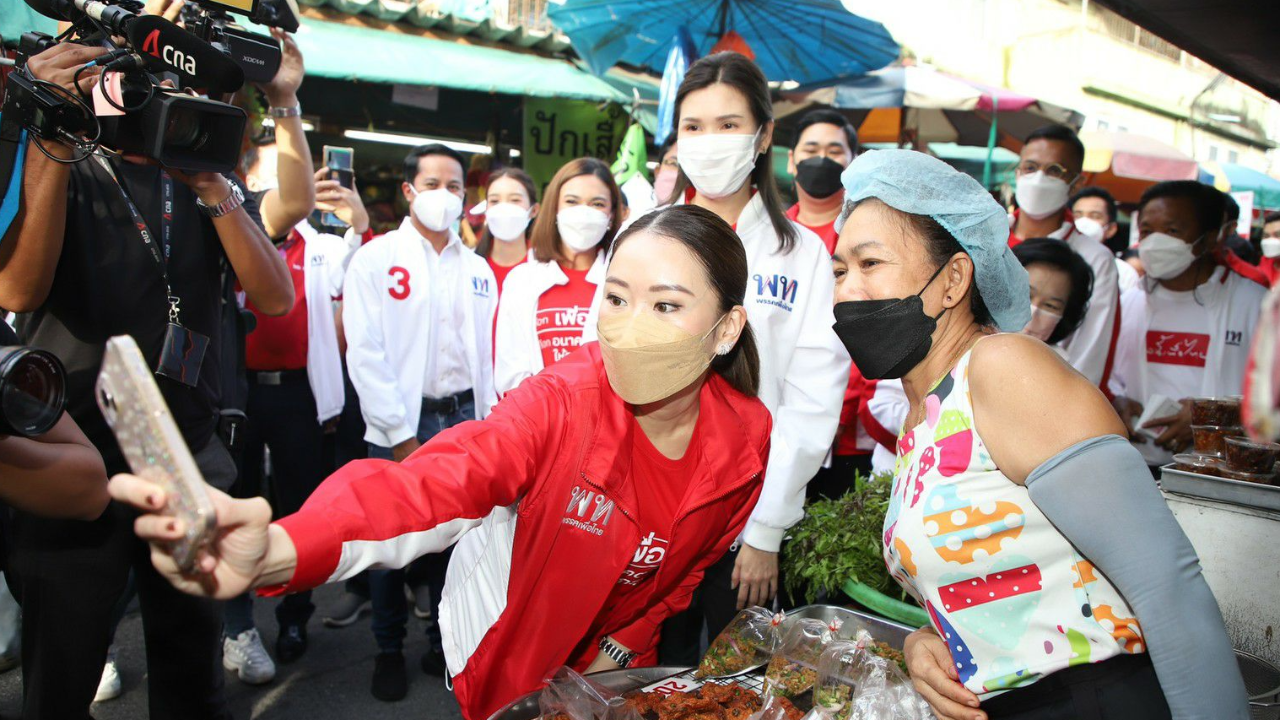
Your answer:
[1111,266,1267,465]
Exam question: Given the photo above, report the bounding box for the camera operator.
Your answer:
[0,34,294,720]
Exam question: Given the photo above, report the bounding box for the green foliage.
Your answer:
[781,472,915,606]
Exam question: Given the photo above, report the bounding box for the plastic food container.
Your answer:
[1224,436,1280,474]
[1218,467,1277,485]
[1191,397,1242,427]
[1173,453,1226,478]
[1192,425,1243,457]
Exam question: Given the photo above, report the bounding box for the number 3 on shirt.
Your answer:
[388,266,411,300]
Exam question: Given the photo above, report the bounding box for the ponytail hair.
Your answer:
[610,205,760,397]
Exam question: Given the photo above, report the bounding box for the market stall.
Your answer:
[1158,396,1280,716]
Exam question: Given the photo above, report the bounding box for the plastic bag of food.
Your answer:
[807,640,861,720]
[764,617,847,698]
[696,606,785,679]
[802,632,930,720]
[844,637,932,720]
[538,666,642,720]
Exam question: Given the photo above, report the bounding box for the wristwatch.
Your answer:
[597,637,636,668]
[197,182,245,218]
[269,104,302,119]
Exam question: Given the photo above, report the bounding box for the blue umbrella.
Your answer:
[546,0,899,86]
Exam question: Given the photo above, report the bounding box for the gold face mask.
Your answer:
[597,310,727,405]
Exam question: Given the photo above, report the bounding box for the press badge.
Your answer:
[156,322,209,387]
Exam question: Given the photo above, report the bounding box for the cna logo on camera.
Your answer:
[140,29,197,75]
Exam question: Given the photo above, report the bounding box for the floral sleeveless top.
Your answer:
[882,349,1145,697]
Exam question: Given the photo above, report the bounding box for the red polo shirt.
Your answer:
[245,231,308,371]
[786,203,838,255]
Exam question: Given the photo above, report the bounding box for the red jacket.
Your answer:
[268,344,771,719]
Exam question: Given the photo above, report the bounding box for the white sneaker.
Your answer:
[222,629,276,685]
[94,647,122,703]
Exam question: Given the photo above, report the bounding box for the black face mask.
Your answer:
[795,157,845,199]
[832,264,948,380]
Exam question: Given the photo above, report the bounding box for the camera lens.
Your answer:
[0,347,67,437]
[165,107,208,150]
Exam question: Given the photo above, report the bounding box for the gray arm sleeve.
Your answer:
[1025,434,1249,720]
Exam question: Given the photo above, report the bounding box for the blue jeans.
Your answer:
[367,396,473,654]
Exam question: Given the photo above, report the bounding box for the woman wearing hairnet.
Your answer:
[830,150,1246,720]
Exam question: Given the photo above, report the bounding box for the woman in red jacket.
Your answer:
[109,205,772,720]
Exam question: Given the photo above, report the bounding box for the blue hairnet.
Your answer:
[838,149,1031,332]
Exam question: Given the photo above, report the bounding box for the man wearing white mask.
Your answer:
[495,158,620,395]
[343,143,498,701]
[1009,125,1120,389]
[1071,186,1140,294]
[1109,182,1266,470]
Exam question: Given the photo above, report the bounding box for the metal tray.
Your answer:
[1160,465,1280,513]
[487,606,916,720]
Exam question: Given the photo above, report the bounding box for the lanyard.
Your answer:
[92,155,184,326]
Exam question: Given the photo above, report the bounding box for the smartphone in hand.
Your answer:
[321,145,354,228]
[97,335,215,573]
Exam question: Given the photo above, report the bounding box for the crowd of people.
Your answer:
[0,20,1266,720]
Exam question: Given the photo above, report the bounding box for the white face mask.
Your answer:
[485,203,531,242]
[1022,304,1063,342]
[1138,231,1204,280]
[1074,217,1105,241]
[409,187,464,233]
[677,129,761,200]
[556,206,611,253]
[1262,237,1280,259]
[1015,171,1071,219]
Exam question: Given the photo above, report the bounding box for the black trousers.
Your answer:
[240,370,330,517]
[806,454,873,502]
[658,547,741,665]
[982,652,1171,720]
[6,438,236,720]
[233,369,330,629]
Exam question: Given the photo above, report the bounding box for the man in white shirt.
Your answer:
[1009,126,1120,389]
[1109,181,1266,468]
[1071,186,1140,294]
[342,144,498,701]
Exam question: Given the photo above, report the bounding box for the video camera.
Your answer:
[0,0,298,174]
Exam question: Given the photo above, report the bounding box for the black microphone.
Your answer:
[125,15,245,94]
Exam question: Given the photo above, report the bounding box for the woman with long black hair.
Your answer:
[109,205,776,720]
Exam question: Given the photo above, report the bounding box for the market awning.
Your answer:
[1093,0,1280,101]
[275,16,628,102]
[1079,130,1199,204]
[1201,162,1280,211]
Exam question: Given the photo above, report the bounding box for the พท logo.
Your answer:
[753,273,799,311]
[562,485,614,536]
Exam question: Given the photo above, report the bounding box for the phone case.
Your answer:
[97,335,216,573]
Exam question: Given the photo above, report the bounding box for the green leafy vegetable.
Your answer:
[781,472,917,606]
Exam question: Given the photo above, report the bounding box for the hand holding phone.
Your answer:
[320,146,354,228]
[97,335,215,573]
